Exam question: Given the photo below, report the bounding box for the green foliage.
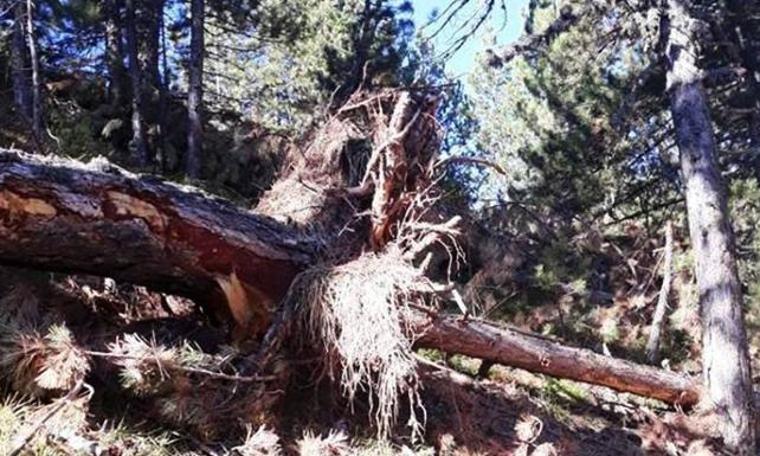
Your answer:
[203,0,414,132]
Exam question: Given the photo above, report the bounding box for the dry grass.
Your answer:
[0,324,90,398]
[232,425,282,455]
[296,429,351,456]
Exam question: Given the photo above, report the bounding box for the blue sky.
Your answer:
[411,0,530,80]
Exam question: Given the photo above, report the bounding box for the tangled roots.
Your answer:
[294,246,430,439]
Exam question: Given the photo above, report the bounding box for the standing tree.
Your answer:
[140,0,163,92]
[10,1,32,123]
[24,0,42,139]
[125,0,149,166]
[185,0,204,178]
[104,0,127,108]
[663,0,755,452]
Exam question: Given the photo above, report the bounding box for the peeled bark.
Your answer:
[185,0,204,178]
[0,148,707,407]
[664,0,755,452]
[0,150,311,308]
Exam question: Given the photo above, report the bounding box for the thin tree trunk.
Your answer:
[25,0,43,139]
[141,0,163,92]
[104,0,127,108]
[410,313,701,406]
[663,0,755,452]
[157,3,169,171]
[10,2,32,121]
[125,0,149,166]
[646,221,674,364]
[185,0,204,178]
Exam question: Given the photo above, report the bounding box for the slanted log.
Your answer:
[0,149,703,406]
[0,149,313,304]
[410,313,701,406]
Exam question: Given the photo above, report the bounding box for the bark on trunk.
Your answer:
[25,0,43,139]
[0,149,311,309]
[185,0,204,178]
[664,0,755,452]
[125,0,149,166]
[646,221,674,364]
[0,148,705,407]
[104,0,127,108]
[410,313,701,406]
[11,2,32,122]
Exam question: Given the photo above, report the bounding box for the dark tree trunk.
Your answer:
[11,2,32,122]
[104,0,127,107]
[664,0,755,452]
[185,0,204,178]
[25,0,43,139]
[140,0,163,92]
[125,0,149,166]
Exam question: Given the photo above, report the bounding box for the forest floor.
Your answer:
[0,268,724,456]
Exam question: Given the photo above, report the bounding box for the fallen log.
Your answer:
[0,149,313,316]
[0,148,702,406]
[410,313,701,406]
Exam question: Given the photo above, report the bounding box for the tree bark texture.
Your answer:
[664,0,755,452]
[411,313,701,406]
[0,149,311,310]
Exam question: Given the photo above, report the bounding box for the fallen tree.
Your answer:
[0,89,704,439]
[0,145,701,406]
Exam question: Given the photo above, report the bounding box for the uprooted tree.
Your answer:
[0,89,703,438]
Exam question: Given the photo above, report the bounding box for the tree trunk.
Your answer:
[11,2,32,122]
[0,148,705,407]
[410,313,701,406]
[664,0,755,452]
[140,0,163,92]
[646,221,674,364]
[0,149,310,304]
[125,0,149,166]
[157,3,169,171]
[185,0,204,178]
[104,0,127,108]
[25,0,43,139]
